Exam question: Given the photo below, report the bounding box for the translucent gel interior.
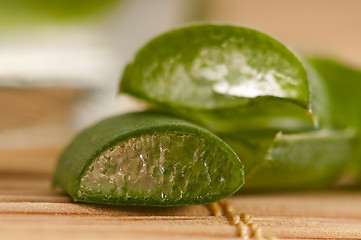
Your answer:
[78,133,232,202]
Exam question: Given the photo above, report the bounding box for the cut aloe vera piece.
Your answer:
[120,24,311,133]
[239,129,355,192]
[53,112,244,206]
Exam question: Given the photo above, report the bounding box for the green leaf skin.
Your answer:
[161,97,314,134]
[307,57,361,180]
[53,112,244,206]
[239,129,355,192]
[120,24,311,133]
[220,131,278,175]
[307,57,361,129]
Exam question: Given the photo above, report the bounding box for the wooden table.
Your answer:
[1,170,361,239]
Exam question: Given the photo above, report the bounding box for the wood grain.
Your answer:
[1,171,361,239]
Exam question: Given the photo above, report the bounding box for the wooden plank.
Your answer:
[1,171,361,239]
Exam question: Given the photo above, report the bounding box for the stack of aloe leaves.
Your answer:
[54,24,361,206]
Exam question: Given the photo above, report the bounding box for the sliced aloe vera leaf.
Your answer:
[240,129,356,192]
[120,24,311,133]
[53,112,244,206]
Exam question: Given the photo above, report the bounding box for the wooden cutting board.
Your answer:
[1,170,361,240]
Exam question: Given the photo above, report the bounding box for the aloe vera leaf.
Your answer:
[53,112,244,206]
[163,97,314,134]
[120,24,311,133]
[240,129,355,191]
[307,57,361,180]
[220,131,278,175]
[307,57,361,129]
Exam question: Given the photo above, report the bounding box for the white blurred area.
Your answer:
[0,0,197,126]
[0,0,198,172]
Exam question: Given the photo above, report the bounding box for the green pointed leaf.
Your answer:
[53,112,244,206]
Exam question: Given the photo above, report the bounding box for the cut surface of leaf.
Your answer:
[53,112,244,206]
[120,24,310,133]
[240,129,355,192]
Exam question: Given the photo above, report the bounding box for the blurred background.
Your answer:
[1,0,360,173]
